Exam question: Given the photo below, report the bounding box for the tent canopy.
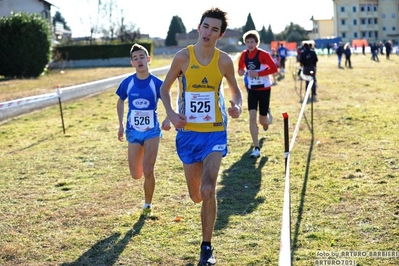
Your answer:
[352,39,368,48]
[271,41,297,51]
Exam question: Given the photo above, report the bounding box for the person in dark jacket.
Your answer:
[299,43,318,98]
[385,40,392,59]
[336,42,344,68]
[326,42,332,56]
[370,43,379,61]
[344,42,352,68]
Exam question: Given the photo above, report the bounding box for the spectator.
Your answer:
[344,42,352,68]
[370,43,379,62]
[326,42,332,56]
[379,41,384,55]
[333,43,338,52]
[299,43,318,99]
[385,40,392,59]
[336,42,344,68]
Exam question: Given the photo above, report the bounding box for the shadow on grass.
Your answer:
[291,110,314,261]
[215,138,267,231]
[61,216,146,266]
[6,135,55,155]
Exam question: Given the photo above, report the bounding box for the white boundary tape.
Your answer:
[279,157,292,266]
[0,92,58,110]
[0,65,170,122]
[0,54,238,120]
[278,75,314,266]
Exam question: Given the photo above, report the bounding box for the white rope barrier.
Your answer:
[278,74,314,266]
[0,92,57,110]
[289,75,314,152]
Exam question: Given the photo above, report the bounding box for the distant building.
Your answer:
[0,0,71,43]
[0,0,53,25]
[332,0,399,44]
[309,16,334,40]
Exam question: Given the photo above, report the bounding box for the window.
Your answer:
[341,6,345,12]
[360,6,365,12]
[383,26,386,31]
[353,19,357,25]
[342,32,346,38]
[393,27,397,31]
[392,13,396,18]
[353,6,357,12]
[373,5,377,11]
[361,31,366,38]
[374,31,378,39]
[382,14,386,18]
[374,18,378,24]
[341,19,346,25]
[361,19,366,25]
[354,32,358,38]
[368,18,373,24]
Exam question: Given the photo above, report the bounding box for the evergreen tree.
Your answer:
[265,25,275,44]
[259,25,267,44]
[165,15,186,46]
[241,13,256,42]
[260,25,274,44]
[52,11,70,30]
[278,22,308,42]
[286,31,303,43]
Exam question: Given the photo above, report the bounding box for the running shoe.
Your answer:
[263,108,273,131]
[198,245,216,266]
[250,149,261,158]
[267,108,273,125]
[142,206,153,217]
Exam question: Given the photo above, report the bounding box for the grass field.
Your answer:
[0,53,399,266]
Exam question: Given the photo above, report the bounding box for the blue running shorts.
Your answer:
[125,127,162,145]
[176,131,228,164]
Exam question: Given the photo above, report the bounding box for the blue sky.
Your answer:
[50,0,334,38]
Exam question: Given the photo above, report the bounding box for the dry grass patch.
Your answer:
[0,53,399,265]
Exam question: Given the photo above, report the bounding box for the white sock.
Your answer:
[143,203,152,209]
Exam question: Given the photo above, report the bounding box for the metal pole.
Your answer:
[56,86,65,134]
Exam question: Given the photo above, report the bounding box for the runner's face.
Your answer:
[245,38,257,51]
[131,50,149,70]
[198,17,223,45]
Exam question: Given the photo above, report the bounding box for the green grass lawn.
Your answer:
[0,53,398,265]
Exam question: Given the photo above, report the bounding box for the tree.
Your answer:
[259,25,274,44]
[0,12,52,78]
[242,13,256,34]
[83,0,103,44]
[276,22,308,42]
[265,25,275,44]
[103,0,118,41]
[286,31,303,43]
[240,13,256,43]
[165,16,186,46]
[52,11,70,30]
